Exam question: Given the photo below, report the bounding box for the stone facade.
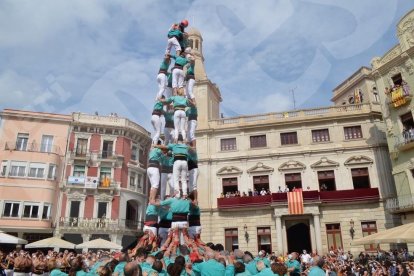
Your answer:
[187,27,399,255]
[371,9,414,224]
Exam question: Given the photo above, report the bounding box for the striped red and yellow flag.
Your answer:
[288,188,304,215]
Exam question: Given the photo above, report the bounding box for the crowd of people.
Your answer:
[1,247,414,276]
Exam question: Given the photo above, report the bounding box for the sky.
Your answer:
[0,0,413,130]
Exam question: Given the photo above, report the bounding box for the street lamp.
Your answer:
[244,224,249,243]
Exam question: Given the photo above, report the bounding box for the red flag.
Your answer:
[288,188,304,214]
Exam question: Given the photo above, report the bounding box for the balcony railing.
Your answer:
[4,141,61,155]
[217,188,380,209]
[58,217,143,231]
[66,177,119,189]
[395,134,414,152]
[385,194,414,213]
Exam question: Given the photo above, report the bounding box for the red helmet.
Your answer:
[181,19,189,27]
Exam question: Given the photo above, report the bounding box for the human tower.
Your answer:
[133,19,203,254]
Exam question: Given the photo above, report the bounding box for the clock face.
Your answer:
[348,96,355,104]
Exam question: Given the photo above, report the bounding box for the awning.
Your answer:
[25,236,75,249]
[0,231,28,245]
[352,222,414,245]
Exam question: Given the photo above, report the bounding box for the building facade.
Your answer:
[0,109,71,243]
[370,9,414,224]
[188,27,398,255]
[56,112,151,247]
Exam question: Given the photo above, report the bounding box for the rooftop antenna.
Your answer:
[290,86,298,110]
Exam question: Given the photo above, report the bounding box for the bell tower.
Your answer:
[187,27,222,130]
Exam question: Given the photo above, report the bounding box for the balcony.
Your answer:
[4,141,62,155]
[58,217,143,233]
[385,194,414,213]
[388,87,412,108]
[217,188,380,210]
[395,134,414,152]
[65,176,120,192]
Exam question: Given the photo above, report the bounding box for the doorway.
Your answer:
[286,220,312,253]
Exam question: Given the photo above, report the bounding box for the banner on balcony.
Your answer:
[288,189,304,215]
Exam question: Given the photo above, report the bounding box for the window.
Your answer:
[253,175,269,193]
[361,221,377,251]
[225,228,239,251]
[1,160,7,177]
[75,138,88,157]
[40,135,54,153]
[3,202,20,217]
[97,202,108,218]
[392,73,403,86]
[47,164,56,179]
[326,223,343,250]
[351,168,370,189]
[131,144,138,161]
[400,112,414,132]
[257,227,272,253]
[281,132,298,145]
[285,173,302,190]
[344,126,363,140]
[250,135,267,148]
[312,129,330,143]
[23,203,39,218]
[73,165,85,177]
[42,204,51,219]
[221,138,237,151]
[16,133,29,151]
[9,161,26,177]
[130,172,137,188]
[318,170,336,191]
[100,167,111,187]
[69,201,80,218]
[222,178,238,194]
[102,140,114,158]
[137,174,143,188]
[139,148,145,164]
[28,163,46,178]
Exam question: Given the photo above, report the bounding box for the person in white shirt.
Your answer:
[300,250,311,264]
[260,188,267,196]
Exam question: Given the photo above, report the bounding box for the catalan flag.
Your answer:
[288,188,304,215]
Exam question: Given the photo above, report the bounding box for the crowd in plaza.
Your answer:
[1,246,414,276]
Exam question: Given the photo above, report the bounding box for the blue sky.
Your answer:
[0,0,413,130]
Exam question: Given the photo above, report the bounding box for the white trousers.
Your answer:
[186,78,195,99]
[174,110,186,141]
[166,37,181,54]
[173,160,188,196]
[151,115,162,144]
[189,168,199,192]
[165,87,173,98]
[189,226,202,239]
[172,68,185,89]
[160,172,173,200]
[147,167,160,189]
[164,127,174,145]
[143,225,158,236]
[187,119,197,142]
[156,73,168,100]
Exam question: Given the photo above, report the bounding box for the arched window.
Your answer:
[195,39,199,50]
[188,39,194,49]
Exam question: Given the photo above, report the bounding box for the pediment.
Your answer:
[310,157,339,169]
[344,155,374,166]
[67,191,86,200]
[217,166,243,176]
[247,162,274,174]
[95,193,113,202]
[278,160,306,172]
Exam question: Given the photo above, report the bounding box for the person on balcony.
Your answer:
[260,188,267,196]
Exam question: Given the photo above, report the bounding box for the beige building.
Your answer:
[371,9,414,224]
[0,109,71,243]
[188,27,398,255]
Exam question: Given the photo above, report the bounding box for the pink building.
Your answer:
[0,109,71,243]
[56,112,151,247]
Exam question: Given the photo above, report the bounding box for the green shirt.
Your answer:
[256,267,274,276]
[153,101,164,112]
[192,259,226,276]
[188,149,198,163]
[286,260,301,276]
[160,58,170,71]
[146,204,159,216]
[245,261,258,275]
[308,266,326,276]
[189,204,200,216]
[167,73,172,88]
[50,269,68,276]
[148,148,163,162]
[161,155,174,169]
[159,206,173,221]
[168,29,182,38]
[165,95,189,108]
[165,110,174,124]
[167,143,189,157]
[171,55,189,67]
[187,63,195,75]
[254,257,271,268]
[114,261,127,275]
[186,105,197,119]
[161,197,190,214]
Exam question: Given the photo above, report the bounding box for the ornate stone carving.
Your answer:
[247,162,274,174]
[371,57,381,70]
[380,46,401,66]
[404,59,414,75]
[344,155,374,166]
[216,166,243,176]
[67,191,86,200]
[310,157,340,169]
[278,160,306,172]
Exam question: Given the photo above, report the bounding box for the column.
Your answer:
[81,234,90,253]
[275,215,283,255]
[313,214,323,254]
